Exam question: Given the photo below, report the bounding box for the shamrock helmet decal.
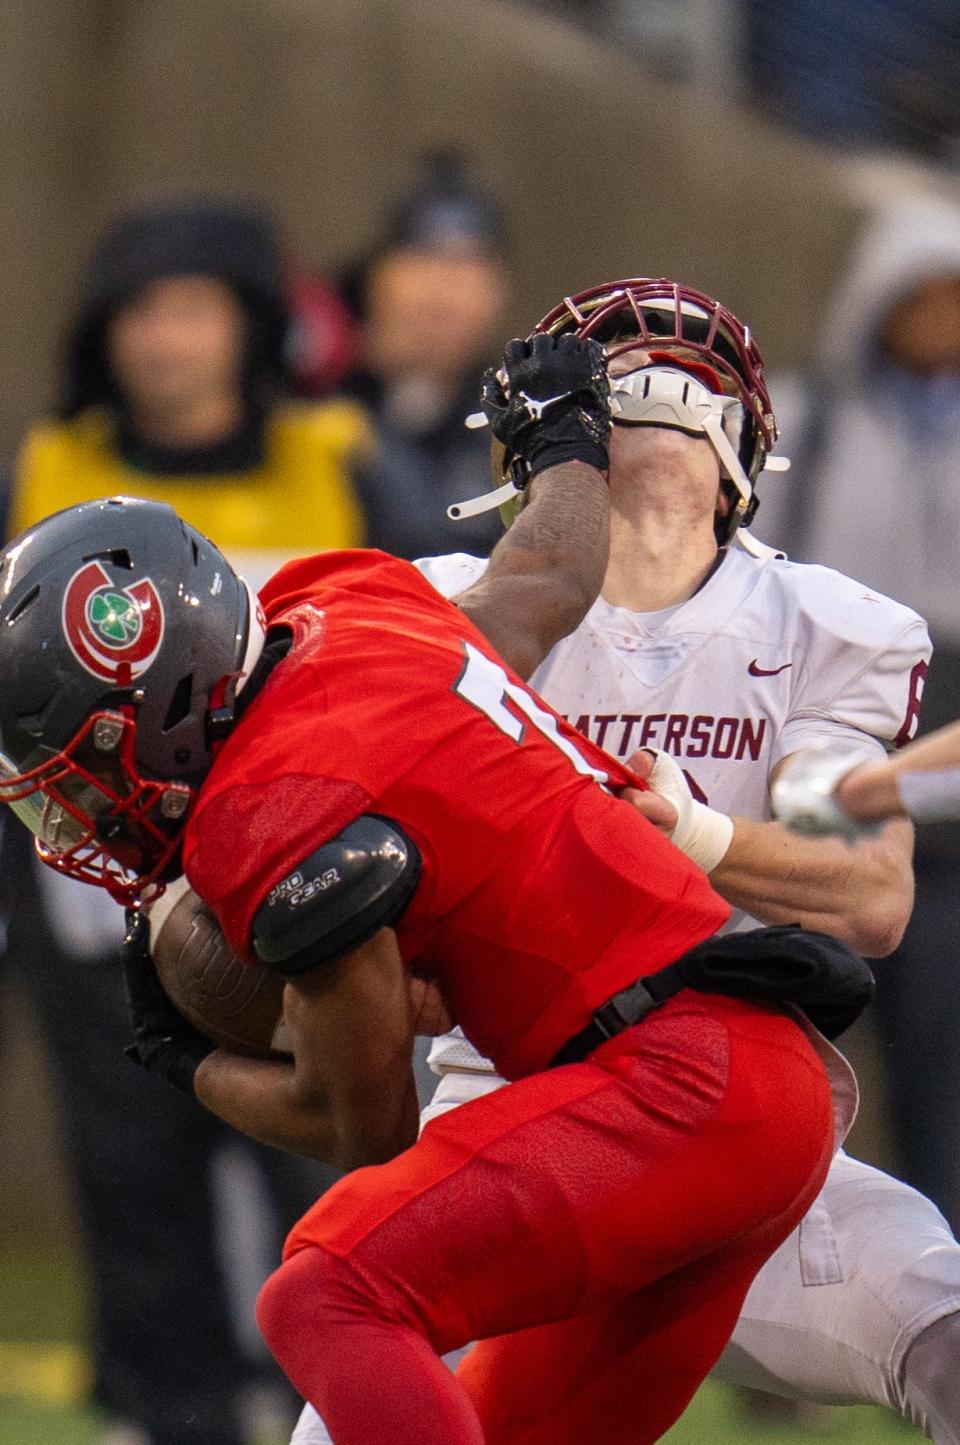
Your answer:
[62,561,165,682]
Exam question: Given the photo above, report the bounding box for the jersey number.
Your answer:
[895,659,928,747]
[453,642,607,782]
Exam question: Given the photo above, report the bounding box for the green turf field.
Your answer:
[0,1242,923,1444]
[0,1379,923,1444]
[662,1381,920,1441]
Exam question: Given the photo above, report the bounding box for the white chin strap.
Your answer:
[448,475,522,521]
[611,368,789,559]
[447,364,790,526]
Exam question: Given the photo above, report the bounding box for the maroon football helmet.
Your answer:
[535,278,776,469]
[452,278,783,541]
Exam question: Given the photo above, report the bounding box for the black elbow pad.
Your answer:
[252,815,421,975]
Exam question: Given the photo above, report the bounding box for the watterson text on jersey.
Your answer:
[567,712,768,761]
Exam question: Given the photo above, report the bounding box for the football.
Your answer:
[147,876,290,1059]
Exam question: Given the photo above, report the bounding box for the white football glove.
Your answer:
[644,749,734,873]
[771,741,880,842]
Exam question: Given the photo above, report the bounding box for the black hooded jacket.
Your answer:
[61,198,290,428]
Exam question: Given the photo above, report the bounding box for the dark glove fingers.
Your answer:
[121,900,213,1095]
[528,332,555,361]
[502,338,529,368]
[123,906,147,951]
[584,337,609,389]
[121,909,172,1016]
[480,366,507,409]
[481,363,506,394]
[487,327,612,478]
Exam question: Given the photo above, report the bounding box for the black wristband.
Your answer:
[528,440,610,479]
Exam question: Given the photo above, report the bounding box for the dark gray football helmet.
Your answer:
[0,496,262,902]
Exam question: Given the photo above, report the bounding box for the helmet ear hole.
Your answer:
[162,674,194,733]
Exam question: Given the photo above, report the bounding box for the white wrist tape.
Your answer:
[771,741,879,842]
[645,749,734,873]
[896,766,960,824]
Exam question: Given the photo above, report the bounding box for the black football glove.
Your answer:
[481,332,611,480]
[122,908,213,1097]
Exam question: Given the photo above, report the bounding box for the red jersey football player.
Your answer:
[0,332,844,1444]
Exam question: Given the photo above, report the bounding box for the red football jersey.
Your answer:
[184,550,730,1078]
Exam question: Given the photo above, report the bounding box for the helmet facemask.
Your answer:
[543,280,785,545]
[0,708,192,904]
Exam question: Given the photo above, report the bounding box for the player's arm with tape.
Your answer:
[625,747,914,959]
[626,615,929,958]
[710,767,913,958]
[455,333,612,680]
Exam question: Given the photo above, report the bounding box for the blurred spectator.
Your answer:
[285,266,358,399]
[1,196,362,1445]
[12,197,367,571]
[334,150,511,560]
[756,190,960,1231]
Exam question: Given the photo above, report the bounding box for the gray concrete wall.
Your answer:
[0,0,877,465]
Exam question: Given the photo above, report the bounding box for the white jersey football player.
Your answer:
[292,280,960,1444]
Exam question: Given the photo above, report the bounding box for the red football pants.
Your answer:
[257,995,834,1444]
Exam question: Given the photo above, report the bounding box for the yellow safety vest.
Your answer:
[12,402,369,568]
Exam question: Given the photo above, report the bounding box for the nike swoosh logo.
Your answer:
[748,660,793,677]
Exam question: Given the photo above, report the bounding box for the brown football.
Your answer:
[148,877,289,1059]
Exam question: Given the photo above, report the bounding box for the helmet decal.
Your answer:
[62,561,165,683]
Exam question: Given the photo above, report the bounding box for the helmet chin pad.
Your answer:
[611,364,753,507]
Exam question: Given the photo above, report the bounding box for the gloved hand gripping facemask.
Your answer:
[450,356,789,538]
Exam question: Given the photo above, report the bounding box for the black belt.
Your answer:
[551,924,874,1067]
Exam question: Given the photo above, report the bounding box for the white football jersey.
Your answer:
[416,543,931,1074]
